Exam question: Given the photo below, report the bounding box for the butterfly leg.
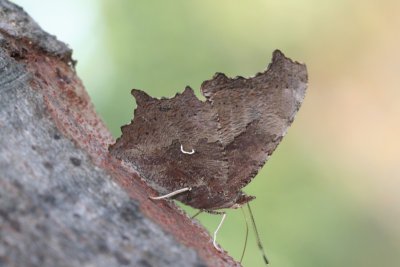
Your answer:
[213,212,226,251]
[149,187,192,200]
[191,210,203,219]
[204,210,226,251]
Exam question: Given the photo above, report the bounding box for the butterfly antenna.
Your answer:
[240,207,249,263]
[247,203,269,265]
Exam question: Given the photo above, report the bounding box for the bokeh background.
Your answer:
[12,0,400,266]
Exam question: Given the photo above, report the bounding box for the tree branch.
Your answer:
[0,1,239,266]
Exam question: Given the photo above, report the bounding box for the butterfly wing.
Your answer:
[109,87,231,209]
[201,50,307,207]
[110,50,307,210]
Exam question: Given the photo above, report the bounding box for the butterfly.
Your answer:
[109,50,307,264]
[110,50,307,210]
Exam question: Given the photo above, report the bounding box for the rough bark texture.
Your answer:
[0,1,239,266]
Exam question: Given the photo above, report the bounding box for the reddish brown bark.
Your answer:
[0,1,239,266]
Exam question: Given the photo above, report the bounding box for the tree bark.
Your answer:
[0,1,239,266]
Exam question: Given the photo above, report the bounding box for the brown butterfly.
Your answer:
[109,50,307,264]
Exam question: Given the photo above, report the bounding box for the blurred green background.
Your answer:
[13,0,400,266]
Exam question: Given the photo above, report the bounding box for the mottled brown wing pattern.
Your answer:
[109,50,307,210]
[109,87,230,209]
[201,50,307,205]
